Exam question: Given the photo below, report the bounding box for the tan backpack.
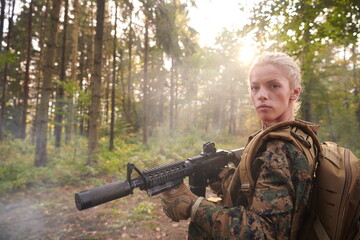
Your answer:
[299,142,360,240]
[231,120,360,240]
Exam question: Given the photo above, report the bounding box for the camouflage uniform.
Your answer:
[188,139,313,239]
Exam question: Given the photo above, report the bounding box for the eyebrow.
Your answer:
[250,79,282,84]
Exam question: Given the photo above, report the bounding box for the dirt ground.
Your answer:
[0,184,190,240]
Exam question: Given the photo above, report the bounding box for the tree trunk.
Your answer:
[84,0,95,136]
[34,0,62,167]
[169,57,175,132]
[300,23,313,122]
[119,47,127,122]
[174,64,179,130]
[87,0,105,165]
[78,37,85,135]
[66,0,79,143]
[105,67,110,124]
[0,0,15,141]
[228,95,236,135]
[0,0,5,53]
[31,0,49,144]
[142,16,149,144]
[125,11,133,126]
[109,3,117,151]
[158,57,165,125]
[54,0,69,148]
[21,0,34,139]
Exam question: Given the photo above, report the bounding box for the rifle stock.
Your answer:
[75,142,243,211]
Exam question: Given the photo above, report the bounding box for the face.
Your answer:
[249,63,300,127]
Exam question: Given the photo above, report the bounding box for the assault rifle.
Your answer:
[75,142,243,211]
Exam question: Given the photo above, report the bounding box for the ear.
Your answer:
[290,87,300,101]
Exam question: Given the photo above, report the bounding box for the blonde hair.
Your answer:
[249,52,302,114]
[249,52,302,91]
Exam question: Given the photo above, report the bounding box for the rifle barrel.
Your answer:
[75,180,132,210]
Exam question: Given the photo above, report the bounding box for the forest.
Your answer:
[0,0,359,239]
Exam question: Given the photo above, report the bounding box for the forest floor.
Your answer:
[0,182,191,240]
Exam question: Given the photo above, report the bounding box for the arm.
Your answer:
[189,140,312,239]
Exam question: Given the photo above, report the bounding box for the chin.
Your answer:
[257,114,275,123]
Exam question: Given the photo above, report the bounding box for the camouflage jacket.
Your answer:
[188,139,313,240]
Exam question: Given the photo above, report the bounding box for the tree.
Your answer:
[66,0,79,142]
[124,2,134,128]
[20,0,34,139]
[244,0,360,147]
[246,0,360,123]
[155,1,182,132]
[109,2,118,151]
[142,13,149,144]
[34,0,62,167]
[0,0,16,141]
[54,0,69,148]
[87,0,105,165]
[0,0,5,53]
[31,0,50,144]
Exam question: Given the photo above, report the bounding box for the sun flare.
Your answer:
[238,44,257,65]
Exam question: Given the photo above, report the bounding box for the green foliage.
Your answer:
[77,90,91,107]
[0,50,18,67]
[147,126,247,163]
[0,122,251,195]
[0,137,91,194]
[128,201,156,220]
[98,137,153,178]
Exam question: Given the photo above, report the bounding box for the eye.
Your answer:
[270,83,280,89]
[250,85,259,91]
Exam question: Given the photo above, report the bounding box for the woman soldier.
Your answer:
[160,52,319,239]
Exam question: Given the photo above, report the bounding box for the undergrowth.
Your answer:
[2,127,358,196]
[0,128,245,195]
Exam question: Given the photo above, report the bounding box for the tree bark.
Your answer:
[0,0,5,53]
[31,0,49,144]
[78,37,85,136]
[300,23,313,122]
[119,47,126,123]
[54,0,69,148]
[87,0,105,165]
[0,0,16,141]
[109,3,117,151]
[169,57,175,132]
[142,16,149,144]
[105,66,110,124]
[66,0,79,143]
[21,0,34,139]
[84,0,95,137]
[125,9,133,126]
[34,0,62,167]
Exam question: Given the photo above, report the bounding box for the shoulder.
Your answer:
[259,139,304,158]
[256,139,310,172]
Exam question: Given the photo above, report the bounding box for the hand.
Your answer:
[160,183,198,222]
[209,167,235,196]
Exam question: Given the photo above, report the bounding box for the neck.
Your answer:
[261,115,295,128]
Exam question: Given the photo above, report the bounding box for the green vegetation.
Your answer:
[0,127,245,195]
[0,137,89,193]
[129,201,157,220]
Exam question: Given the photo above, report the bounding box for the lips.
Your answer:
[257,104,272,110]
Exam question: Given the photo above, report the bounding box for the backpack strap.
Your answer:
[239,120,321,196]
[314,215,331,240]
[224,120,321,239]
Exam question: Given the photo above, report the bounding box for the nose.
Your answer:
[257,87,268,101]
